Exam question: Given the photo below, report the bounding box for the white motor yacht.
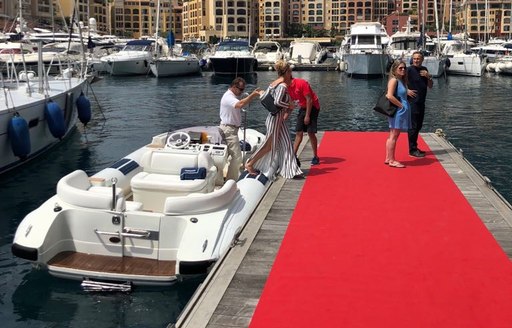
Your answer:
[101,39,156,76]
[342,22,391,78]
[252,41,284,71]
[208,40,257,75]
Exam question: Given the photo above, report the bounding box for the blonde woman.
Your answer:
[385,60,412,168]
[245,60,302,179]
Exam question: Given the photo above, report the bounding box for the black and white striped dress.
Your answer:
[249,83,303,180]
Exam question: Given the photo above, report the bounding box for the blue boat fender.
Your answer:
[44,100,66,139]
[76,92,92,126]
[8,113,31,159]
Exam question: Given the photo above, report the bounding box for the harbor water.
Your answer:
[1,71,511,327]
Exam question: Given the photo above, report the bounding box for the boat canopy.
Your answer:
[126,40,154,46]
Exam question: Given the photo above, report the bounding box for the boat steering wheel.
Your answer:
[166,131,191,149]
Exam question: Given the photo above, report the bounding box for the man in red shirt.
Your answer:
[286,73,321,165]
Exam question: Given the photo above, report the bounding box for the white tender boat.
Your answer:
[0,63,90,175]
[487,55,512,75]
[12,126,271,286]
[342,22,391,78]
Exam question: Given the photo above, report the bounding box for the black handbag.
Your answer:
[373,90,398,117]
[260,85,281,115]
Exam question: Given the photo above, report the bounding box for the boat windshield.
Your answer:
[123,44,152,52]
[181,42,208,55]
[353,35,381,46]
[255,44,279,52]
[217,44,250,51]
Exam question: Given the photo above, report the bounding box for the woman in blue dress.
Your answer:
[385,60,411,168]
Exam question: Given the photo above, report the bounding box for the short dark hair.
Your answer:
[412,51,424,59]
[231,77,246,88]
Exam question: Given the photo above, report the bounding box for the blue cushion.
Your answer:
[180,167,207,180]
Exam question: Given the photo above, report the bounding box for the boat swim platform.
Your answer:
[169,131,512,328]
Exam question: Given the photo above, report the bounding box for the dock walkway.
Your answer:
[171,131,512,328]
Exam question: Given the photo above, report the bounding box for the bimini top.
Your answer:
[126,39,154,46]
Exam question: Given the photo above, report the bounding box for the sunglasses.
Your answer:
[236,86,245,91]
[398,67,406,70]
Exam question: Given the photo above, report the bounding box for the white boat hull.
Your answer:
[345,53,389,78]
[12,127,271,285]
[446,54,486,77]
[422,57,447,78]
[149,57,201,77]
[103,56,152,76]
[0,77,87,174]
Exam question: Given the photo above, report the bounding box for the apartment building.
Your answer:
[457,0,512,40]
[2,0,510,42]
[259,0,286,40]
[113,0,183,40]
[182,0,258,43]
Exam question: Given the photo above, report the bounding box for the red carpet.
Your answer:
[249,132,512,328]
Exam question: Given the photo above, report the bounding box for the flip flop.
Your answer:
[388,161,405,168]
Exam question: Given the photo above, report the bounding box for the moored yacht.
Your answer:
[441,40,486,77]
[0,50,90,175]
[101,39,156,76]
[208,40,257,75]
[342,22,391,78]
[252,40,284,70]
[387,19,447,78]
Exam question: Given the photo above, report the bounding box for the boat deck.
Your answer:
[171,131,512,328]
[48,251,176,276]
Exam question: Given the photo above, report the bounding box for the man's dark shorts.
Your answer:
[296,107,319,133]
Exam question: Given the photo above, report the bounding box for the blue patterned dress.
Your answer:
[388,79,411,131]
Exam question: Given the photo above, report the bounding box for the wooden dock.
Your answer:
[169,131,512,328]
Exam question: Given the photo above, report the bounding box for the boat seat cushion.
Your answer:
[141,149,213,175]
[57,170,124,209]
[131,172,210,193]
[180,167,207,180]
[130,150,217,211]
[164,180,239,215]
[132,150,217,192]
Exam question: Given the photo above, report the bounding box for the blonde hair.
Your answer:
[389,60,407,83]
[274,60,290,77]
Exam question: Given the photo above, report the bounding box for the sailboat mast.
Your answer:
[422,0,426,49]
[156,0,160,39]
[222,0,227,40]
[484,0,488,43]
[155,0,160,54]
[433,0,441,54]
[247,0,250,44]
[449,0,452,33]
[18,0,23,34]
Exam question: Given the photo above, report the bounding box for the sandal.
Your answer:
[388,161,405,168]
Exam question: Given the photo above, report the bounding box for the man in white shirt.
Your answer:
[219,77,261,181]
